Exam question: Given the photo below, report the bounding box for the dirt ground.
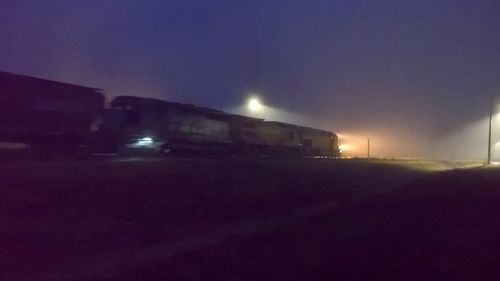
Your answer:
[1,157,499,280]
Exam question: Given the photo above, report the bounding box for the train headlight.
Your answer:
[339,144,346,153]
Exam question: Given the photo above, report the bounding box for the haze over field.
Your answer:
[2,1,500,159]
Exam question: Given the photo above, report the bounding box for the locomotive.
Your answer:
[98,96,340,156]
[0,71,340,157]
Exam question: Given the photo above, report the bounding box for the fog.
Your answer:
[2,1,500,160]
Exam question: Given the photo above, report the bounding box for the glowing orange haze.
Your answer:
[336,130,430,159]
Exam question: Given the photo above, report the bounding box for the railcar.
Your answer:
[0,71,104,156]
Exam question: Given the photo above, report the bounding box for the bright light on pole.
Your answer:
[488,96,495,165]
[248,98,263,111]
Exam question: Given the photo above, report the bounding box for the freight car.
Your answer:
[0,71,104,156]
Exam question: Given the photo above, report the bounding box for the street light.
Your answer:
[488,96,496,165]
[487,96,500,164]
[248,98,263,111]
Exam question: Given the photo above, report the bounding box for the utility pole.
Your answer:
[488,96,493,165]
[367,138,370,159]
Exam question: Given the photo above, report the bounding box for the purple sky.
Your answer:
[2,0,500,158]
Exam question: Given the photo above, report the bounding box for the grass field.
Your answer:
[1,157,499,280]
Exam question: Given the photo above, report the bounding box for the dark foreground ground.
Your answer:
[1,157,500,280]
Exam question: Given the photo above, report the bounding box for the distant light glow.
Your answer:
[136,137,154,146]
[0,142,29,149]
[337,133,370,157]
[248,98,263,111]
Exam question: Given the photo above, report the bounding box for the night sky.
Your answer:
[2,0,500,158]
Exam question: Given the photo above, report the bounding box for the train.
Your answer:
[0,71,340,157]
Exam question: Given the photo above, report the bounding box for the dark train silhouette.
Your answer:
[0,71,340,157]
